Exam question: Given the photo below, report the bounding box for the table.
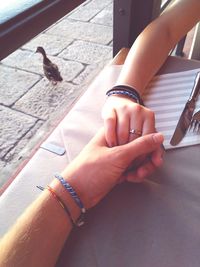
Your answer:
[1,51,200,267]
[57,51,200,267]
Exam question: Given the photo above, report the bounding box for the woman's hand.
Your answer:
[101,95,164,181]
[62,128,164,209]
[102,95,156,146]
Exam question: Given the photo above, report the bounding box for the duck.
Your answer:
[36,46,63,84]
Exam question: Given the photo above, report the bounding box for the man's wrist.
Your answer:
[50,178,81,224]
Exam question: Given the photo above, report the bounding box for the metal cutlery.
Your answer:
[190,109,200,132]
[170,72,200,146]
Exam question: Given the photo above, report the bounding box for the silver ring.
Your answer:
[129,129,142,136]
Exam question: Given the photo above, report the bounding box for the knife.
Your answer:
[170,72,200,146]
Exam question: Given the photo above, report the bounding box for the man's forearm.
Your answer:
[0,189,73,267]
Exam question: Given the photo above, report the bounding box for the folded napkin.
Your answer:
[144,68,200,149]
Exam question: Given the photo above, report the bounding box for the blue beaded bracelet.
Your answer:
[106,85,144,106]
[54,173,86,226]
[107,90,140,103]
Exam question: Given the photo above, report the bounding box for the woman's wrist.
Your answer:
[106,84,144,105]
[107,93,138,103]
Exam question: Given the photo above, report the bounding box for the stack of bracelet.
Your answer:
[106,85,144,106]
[37,173,86,227]
[54,173,85,226]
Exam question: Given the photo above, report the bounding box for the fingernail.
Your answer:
[153,133,164,144]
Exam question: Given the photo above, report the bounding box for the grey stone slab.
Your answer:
[73,64,101,85]
[59,40,112,64]
[0,65,41,106]
[83,0,112,9]
[54,0,112,23]
[0,161,8,188]
[14,79,84,120]
[0,160,5,170]
[0,168,9,188]
[46,19,113,45]
[0,116,64,187]
[46,57,84,82]
[2,49,44,75]
[0,106,37,158]
[2,49,84,82]
[67,4,100,22]
[91,4,113,26]
[22,33,73,56]
[4,120,43,163]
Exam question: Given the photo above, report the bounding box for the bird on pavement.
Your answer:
[36,46,63,85]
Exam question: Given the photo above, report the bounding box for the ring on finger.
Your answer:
[129,129,142,136]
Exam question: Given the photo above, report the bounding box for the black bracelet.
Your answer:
[110,85,141,99]
[106,85,144,106]
[107,90,140,103]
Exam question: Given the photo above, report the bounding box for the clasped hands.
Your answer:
[62,96,164,210]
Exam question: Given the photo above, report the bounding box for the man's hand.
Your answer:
[62,128,164,209]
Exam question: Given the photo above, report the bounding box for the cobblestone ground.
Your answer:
[0,0,113,187]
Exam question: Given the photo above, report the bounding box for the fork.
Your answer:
[190,109,200,132]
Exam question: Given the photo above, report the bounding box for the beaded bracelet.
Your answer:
[110,84,142,100]
[54,173,86,226]
[106,85,144,106]
[107,90,140,103]
[37,185,75,226]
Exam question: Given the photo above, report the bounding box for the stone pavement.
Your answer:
[0,0,113,187]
